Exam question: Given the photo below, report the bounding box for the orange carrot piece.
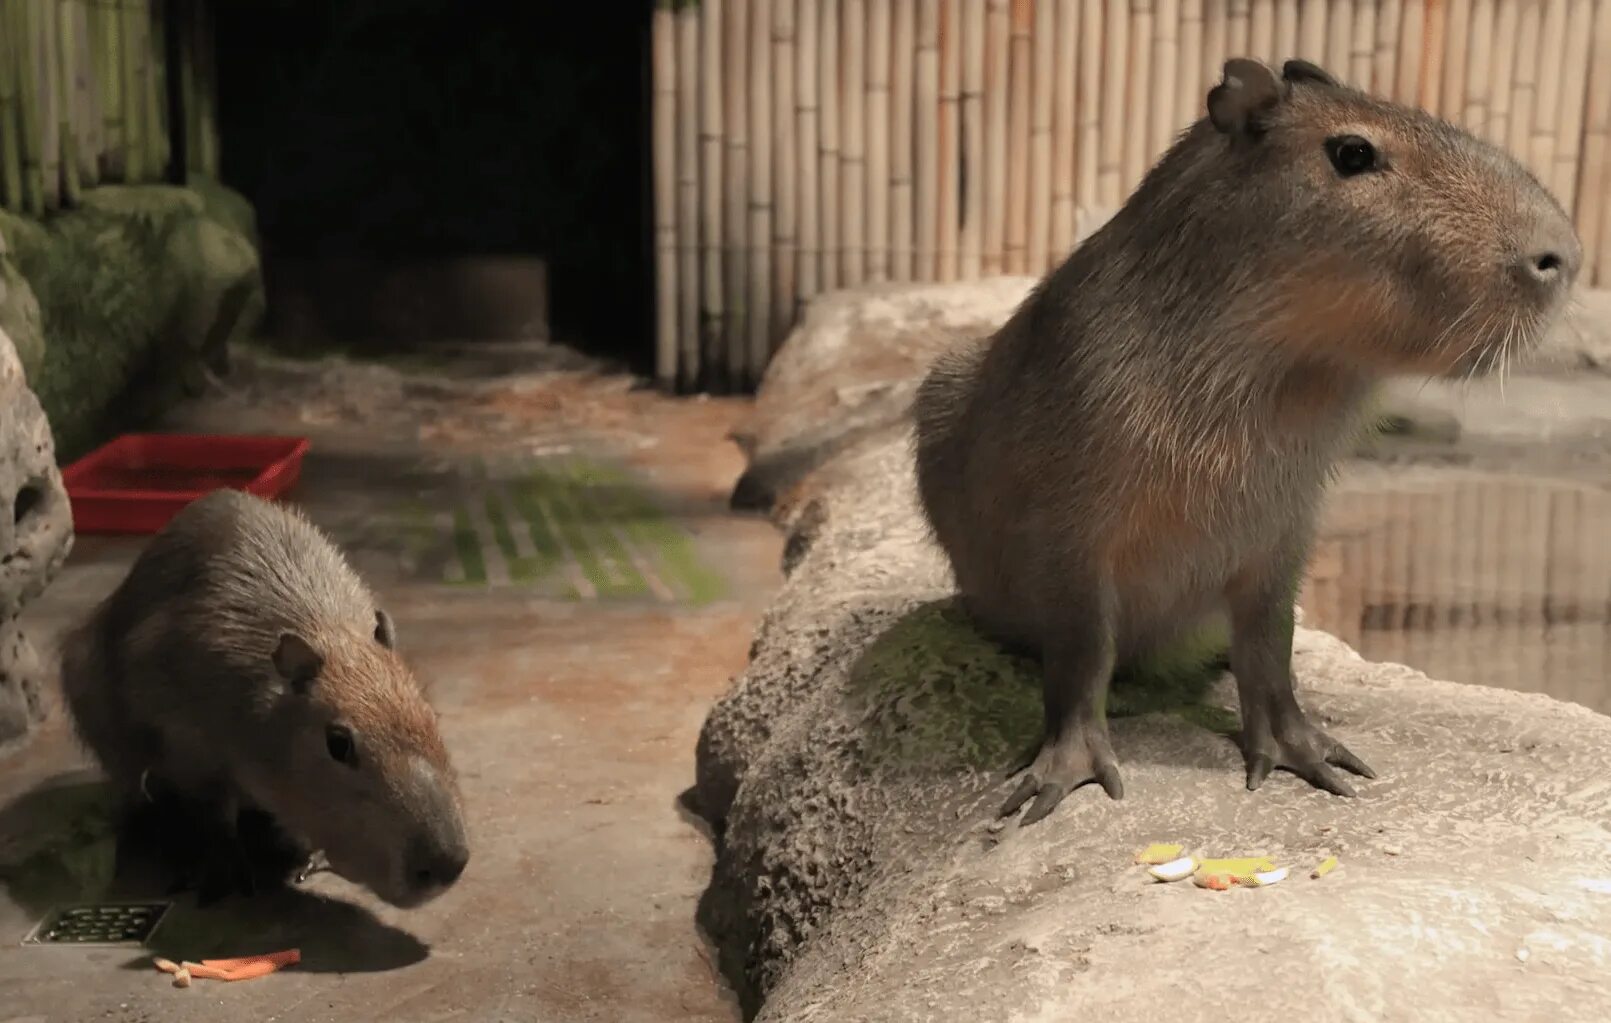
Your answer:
[200,948,301,972]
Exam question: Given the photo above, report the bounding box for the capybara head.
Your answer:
[1137,56,1581,378]
[245,609,468,908]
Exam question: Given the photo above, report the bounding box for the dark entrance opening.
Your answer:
[212,0,654,372]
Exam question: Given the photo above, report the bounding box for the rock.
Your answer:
[0,324,73,747]
[728,276,1037,512]
[697,295,1611,1020]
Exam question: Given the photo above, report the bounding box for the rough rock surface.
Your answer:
[696,288,1611,1021]
[0,325,73,746]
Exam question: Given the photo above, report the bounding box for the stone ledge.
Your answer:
[696,292,1611,1022]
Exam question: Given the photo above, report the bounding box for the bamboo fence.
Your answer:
[0,0,217,218]
[654,0,1611,390]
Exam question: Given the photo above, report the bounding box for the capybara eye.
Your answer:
[1325,135,1378,176]
[326,725,359,767]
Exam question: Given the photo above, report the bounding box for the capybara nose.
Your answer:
[409,839,469,891]
[1514,218,1582,292]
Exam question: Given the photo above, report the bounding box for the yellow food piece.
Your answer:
[1147,856,1199,882]
[1311,856,1339,879]
[1135,843,1186,865]
[173,968,192,988]
[1195,857,1276,876]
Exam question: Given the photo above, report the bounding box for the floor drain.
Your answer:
[21,902,172,947]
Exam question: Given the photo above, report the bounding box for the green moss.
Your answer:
[0,783,120,911]
[846,602,1233,773]
[0,182,264,459]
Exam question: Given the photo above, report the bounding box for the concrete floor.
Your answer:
[0,344,777,1021]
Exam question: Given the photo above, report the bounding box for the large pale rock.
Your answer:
[0,324,73,745]
[696,282,1611,1020]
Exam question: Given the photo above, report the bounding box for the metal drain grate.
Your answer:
[21,902,172,947]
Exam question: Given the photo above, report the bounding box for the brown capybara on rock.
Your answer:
[60,488,468,905]
[913,58,1581,825]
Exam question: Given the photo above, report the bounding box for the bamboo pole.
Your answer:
[797,0,821,307]
[1351,0,1375,90]
[917,0,940,277]
[1508,0,1540,159]
[1076,0,1102,223]
[1396,0,1424,105]
[1326,0,1352,81]
[1050,0,1077,258]
[938,0,961,280]
[1273,0,1297,62]
[1441,0,1471,124]
[675,1,699,389]
[960,0,984,277]
[865,0,890,282]
[1487,0,1520,147]
[149,0,168,175]
[57,0,81,205]
[99,0,123,180]
[1226,0,1249,56]
[41,0,61,208]
[123,0,145,182]
[1531,0,1567,187]
[16,0,43,213]
[1249,0,1274,61]
[699,0,725,389]
[1579,0,1611,285]
[1178,0,1203,127]
[1375,0,1403,98]
[818,0,839,291]
[1202,0,1226,98]
[1098,0,1127,207]
[1005,0,1031,274]
[1552,0,1594,209]
[722,0,748,384]
[195,0,218,177]
[983,0,1008,272]
[72,0,98,186]
[1153,0,1179,160]
[1421,0,1446,114]
[1464,0,1493,132]
[1122,1,1153,192]
[1296,0,1324,61]
[748,0,773,383]
[891,0,915,281]
[0,6,21,211]
[772,0,797,339]
[1028,0,1053,272]
[651,1,677,389]
[841,0,865,285]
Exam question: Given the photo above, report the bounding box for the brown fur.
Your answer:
[912,58,1581,824]
[60,489,468,906]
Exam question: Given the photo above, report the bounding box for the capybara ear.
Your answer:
[374,609,397,649]
[1208,58,1285,137]
[1282,58,1342,88]
[273,632,323,693]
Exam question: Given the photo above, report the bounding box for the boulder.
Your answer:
[696,292,1611,1021]
[0,324,73,746]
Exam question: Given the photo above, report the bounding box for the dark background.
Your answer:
[212,0,654,371]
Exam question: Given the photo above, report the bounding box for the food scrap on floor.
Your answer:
[153,949,301,986]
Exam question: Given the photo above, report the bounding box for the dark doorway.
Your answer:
[212,0,654,371]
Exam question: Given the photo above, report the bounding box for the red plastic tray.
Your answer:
[62,433,310,535]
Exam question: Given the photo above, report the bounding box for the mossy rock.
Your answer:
[846,601,1235,774]
[0,182,264,459]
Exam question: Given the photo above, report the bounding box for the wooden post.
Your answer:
[1420,0,1446,114]
[1098,0,1127,207]
[41,0,61,208]
[1579,0,1611,285]
[1077,0,1104,216]
[1487,0,1520,147]
[1226,0,1249,55]
[1374,0,1402,98]
[1351,0,1376,90]
[651,1,678,389]
[722,0,749,385]
[1049,0,1077,259]
[1530,0,1568,187]
[960,0,984,278]
[818,0,840,291]
[841,0,866,285]
[699,0,725,389]
[1249,0,1274,61]
[1005,0,1031,274]
[937,0,961,280]
[917,0,941,278]
[1154,0,1180,161]
[1122,0,1152,193]
[891,0,916,281]
[772,0,797,342]
[1441,0,1471,123]
[0,10,20,210]
[748,0,773,383]
[798,0,821,307]
[866,0,890,281]
[1551,0,1594,210]
[675,1,699,389]
[1326,0,1352,82]
[1273,0,1297,62]
[983,0,1008,272]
